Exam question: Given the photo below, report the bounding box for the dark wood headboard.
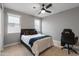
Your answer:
[21,29,38,35]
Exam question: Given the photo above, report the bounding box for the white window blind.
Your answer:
[7,13,21,33]
[34,19,41,33]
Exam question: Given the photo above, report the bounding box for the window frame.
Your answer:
[34,19,41,33]
[7,13,21,33]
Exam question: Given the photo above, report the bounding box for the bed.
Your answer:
[20,29,53,56]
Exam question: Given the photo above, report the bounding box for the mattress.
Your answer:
[21,34,46,47]
[21,33,53,55]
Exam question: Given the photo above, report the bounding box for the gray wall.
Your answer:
[0,5,2,50]
[42,7,79,46]
[0,4,4,50]
[4,8,39,45]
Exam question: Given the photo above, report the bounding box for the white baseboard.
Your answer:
[53,40,62,48]
[4,42,20,48]
[53,40,79,49]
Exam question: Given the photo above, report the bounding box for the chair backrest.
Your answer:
[61,29,75,44]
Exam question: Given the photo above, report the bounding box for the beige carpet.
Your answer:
[1,44,33,56]
[1,43,79,56]
[40,47,79,56]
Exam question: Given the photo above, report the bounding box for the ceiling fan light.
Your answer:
[41,10,45,14]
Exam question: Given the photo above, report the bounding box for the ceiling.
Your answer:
[4,3,79,18]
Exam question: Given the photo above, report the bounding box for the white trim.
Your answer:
[4,42,20,48]
[8,13,21,18]
[53,39,62,48]
[53,39,79,49]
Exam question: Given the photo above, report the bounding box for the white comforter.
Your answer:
[21,34,53,56]
[21,34,45,47]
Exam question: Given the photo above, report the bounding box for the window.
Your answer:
[34,19,41,33]
[7,13,21,33]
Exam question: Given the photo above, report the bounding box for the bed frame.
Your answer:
[20,29,52,56]
[20,29,37,56]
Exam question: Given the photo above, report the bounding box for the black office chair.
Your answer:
[61,29,78,54]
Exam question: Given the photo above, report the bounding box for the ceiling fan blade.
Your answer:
[42,4,45,7]
[46,4,52,9]
[45,10,51,13]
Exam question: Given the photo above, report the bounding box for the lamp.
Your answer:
[41,10,45,14]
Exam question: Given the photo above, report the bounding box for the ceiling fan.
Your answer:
[38,3,52,14]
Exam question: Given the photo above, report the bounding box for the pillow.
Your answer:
[29,31,37,35]
[23,31,29,35]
